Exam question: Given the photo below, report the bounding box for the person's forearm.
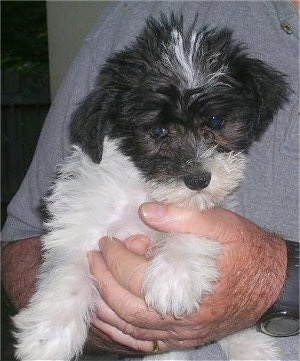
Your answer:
[2,237,42,310]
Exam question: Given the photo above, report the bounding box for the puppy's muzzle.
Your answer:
[184,171,211,191]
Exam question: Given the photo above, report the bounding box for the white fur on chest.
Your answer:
[44,138,152,255]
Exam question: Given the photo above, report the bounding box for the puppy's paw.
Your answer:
[143,246,219,317]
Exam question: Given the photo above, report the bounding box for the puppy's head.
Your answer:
[71,14,289,209]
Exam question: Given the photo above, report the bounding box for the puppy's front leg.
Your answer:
[143,234,221,317]
[13,255,97,361]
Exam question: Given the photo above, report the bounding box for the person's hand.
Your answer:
[87,203,287,353]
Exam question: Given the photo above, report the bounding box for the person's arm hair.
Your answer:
[2,238,42,310]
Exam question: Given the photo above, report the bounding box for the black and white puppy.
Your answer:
[14,14,289,361]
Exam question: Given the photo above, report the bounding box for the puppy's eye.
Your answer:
[207,115,224,130]
[150,127,169,138]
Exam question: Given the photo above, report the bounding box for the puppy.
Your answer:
[13,14,289,361]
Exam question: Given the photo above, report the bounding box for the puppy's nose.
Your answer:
[184,172,211,190]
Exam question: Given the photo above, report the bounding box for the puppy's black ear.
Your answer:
[70,89,107,163]
[233,57,290,137]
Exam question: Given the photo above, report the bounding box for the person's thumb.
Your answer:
[139,202,244,243]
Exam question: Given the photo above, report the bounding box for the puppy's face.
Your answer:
[71,15,289,209]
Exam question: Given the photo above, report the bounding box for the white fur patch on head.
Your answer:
[165,29,198,88]
[162,29,230,89]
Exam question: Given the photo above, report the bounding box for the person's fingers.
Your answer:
[139,203,249,243]
[88,251,217,349]
[93,295,168,341]
[88,248,143,300]
[88,250,168,330]
[91,316,157,353]
[99,237,147,297]
[93,307,203,352]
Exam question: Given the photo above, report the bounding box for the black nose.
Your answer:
[184,172,211,190]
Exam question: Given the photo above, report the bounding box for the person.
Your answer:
[2,1,299,360]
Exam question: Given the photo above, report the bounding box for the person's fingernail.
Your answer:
[139,202,167,222]
[125,235,149,255]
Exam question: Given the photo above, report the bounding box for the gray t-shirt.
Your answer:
[2,1,299,360]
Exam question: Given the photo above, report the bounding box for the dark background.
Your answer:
[2,0,50,226]
[1,1,50,359]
